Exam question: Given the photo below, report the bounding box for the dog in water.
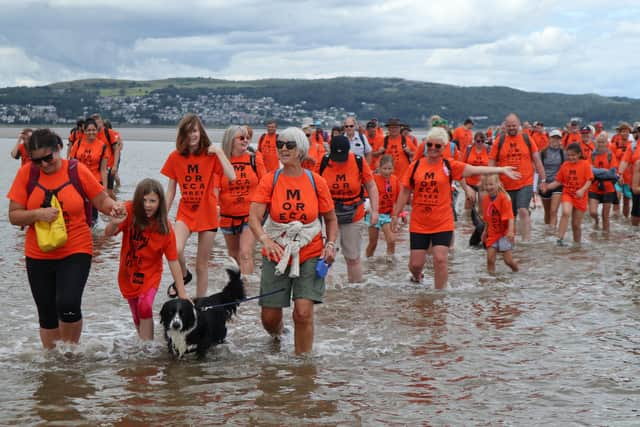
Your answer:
[159,259,245,359]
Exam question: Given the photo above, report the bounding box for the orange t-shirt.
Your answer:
[96,128,120,168]
[373,173,399,214]
[452,127,473,153]
[531,131,549,152]
[383,135,416,178]
[251,169,334,263]
[16,143,30,166]
[620,143,640,183]
[116,202,178,298]
[216,152,266,227]
[69,137,110,184]
[482,192,514,247]
[589,151,618,194]
[367,133,385,170]
[400,158,466,234]
[489,133,539,190]
[68,129,84,146]
[562,131,581,149]
[610,134,628,161]
[319,153,374,223]
[555,159,594,211]
[302,141,326,173]
[7,160,104,259]
[258,133,279,172]
[463,145,490,187]
[578,141,594,160]
[160,150,223,231]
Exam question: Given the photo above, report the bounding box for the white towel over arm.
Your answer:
[263,217,322,278]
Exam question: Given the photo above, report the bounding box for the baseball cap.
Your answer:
[329,135,350,162]
[549,129,562,138]
[580,126,592,134]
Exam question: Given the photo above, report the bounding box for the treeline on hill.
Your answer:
[1,77,639,127]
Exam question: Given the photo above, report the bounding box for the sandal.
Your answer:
[166,270,193,298]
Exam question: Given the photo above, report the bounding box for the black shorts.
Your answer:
[588,192,617,204]
[539,186,562,199]
[410,231,453,250]
[632,194,640,217]
[26,253,92,329]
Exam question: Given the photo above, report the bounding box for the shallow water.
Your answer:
[0,135,639,425]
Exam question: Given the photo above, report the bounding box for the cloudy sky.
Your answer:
[1,0,639,97]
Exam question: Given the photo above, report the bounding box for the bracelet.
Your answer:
[259,234,268,242]
[325,241,335,248]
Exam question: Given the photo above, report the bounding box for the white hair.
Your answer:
[425,126,450,144]
[279,127,309,161]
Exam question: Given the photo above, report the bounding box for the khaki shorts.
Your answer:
[259,257,326,308]
[338,220,363,260]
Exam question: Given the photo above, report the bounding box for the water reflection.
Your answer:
[34,368,96,425]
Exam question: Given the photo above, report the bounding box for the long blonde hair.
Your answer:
[480,174,510,199]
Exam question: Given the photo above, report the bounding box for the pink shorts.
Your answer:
[127,287,158,326]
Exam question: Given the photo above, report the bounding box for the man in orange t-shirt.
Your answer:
[382,118,416,177]
[10,128,33,166]
[258,120,279,172]
[91,114,121,193]
[531,122,549,152]
[452,118,474,153]
[562,120,582,148]
[319,135,378,283]
[489,113,546,241]
[366,120,385,170]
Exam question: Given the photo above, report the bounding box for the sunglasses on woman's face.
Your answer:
[276,140,297,150]
[426,142,443,149]
[235,135,247,141]
[30,152,55,165]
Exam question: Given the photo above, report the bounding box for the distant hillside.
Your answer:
[1,77,639,128]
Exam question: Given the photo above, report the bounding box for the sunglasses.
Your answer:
[426,142,443,149]
[235,135,247,141]
[30,152,55,165]
[305,133,311,137]
[276,140,297,150]
[344,125,355,128]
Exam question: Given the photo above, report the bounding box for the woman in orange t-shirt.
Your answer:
[7,129,124,349]
[249,127,337,355]
[105,178,187,341]
[462,131,490,210]
[544,143,594,246]
[301,124,326,172]
[391,127,520,288]
[216,125,266,276]
[10,128,33,166]
[480,174,518,273]
[161,114,236,297]
[69,118,110,226]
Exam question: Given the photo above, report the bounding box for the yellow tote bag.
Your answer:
[35,194,68,252]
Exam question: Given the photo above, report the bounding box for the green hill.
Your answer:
[2,77,639,127]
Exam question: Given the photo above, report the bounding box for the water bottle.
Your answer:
[315,259,331,278]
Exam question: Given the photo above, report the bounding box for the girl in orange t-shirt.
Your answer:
[480,174,518,273]
[105,179,187,341]
[365,155,399,259]
[216,125,266,276]
[462,131,490,210]
[544,143,594,246]
[588,133,618,233]
[161,114,236,297]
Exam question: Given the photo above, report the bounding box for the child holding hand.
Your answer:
[480,174,518,273]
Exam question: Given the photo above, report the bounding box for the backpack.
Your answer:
[71,138,107,166]
[27,159,92,226]
[383,135,411,162]
[591,150,612,166]
[259,133,278,150]
[318,154,365,203]
[409,157,453,188]
[495,133,533,162]
[541,148,565,164]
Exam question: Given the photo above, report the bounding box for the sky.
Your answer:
[0,0,639,97]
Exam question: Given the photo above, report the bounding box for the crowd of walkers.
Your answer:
[8,111,640,355]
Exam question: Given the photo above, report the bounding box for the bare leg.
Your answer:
[292,298,314,355]
[59,320,82,344]
[238,227,256,275]
[518,208,531,241]
[40,328,61,350]
[431,245,449,289]
[588,198,599,229]
[365,226,379,258]
[345,257,364,283]
[408,249,428,282]
[138,318,154,341]
[223,233,240,263]
[261,307,284,337]
[557,202,573,241]
[549,194,562,231]
[381,223,396,255]
[173,221,192,276]
[503,250,519,272]
[487,247,497,273]
[602,202,611,233]
[571,208,585,243]
[195,230,216,297]
[542,198,551,224]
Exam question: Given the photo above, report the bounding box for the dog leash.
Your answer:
[199,287,286,311]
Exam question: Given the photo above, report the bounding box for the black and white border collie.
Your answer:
[159,259,245,359]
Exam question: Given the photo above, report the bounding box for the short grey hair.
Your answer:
[279,127,309,161]
[425,126,450,144]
